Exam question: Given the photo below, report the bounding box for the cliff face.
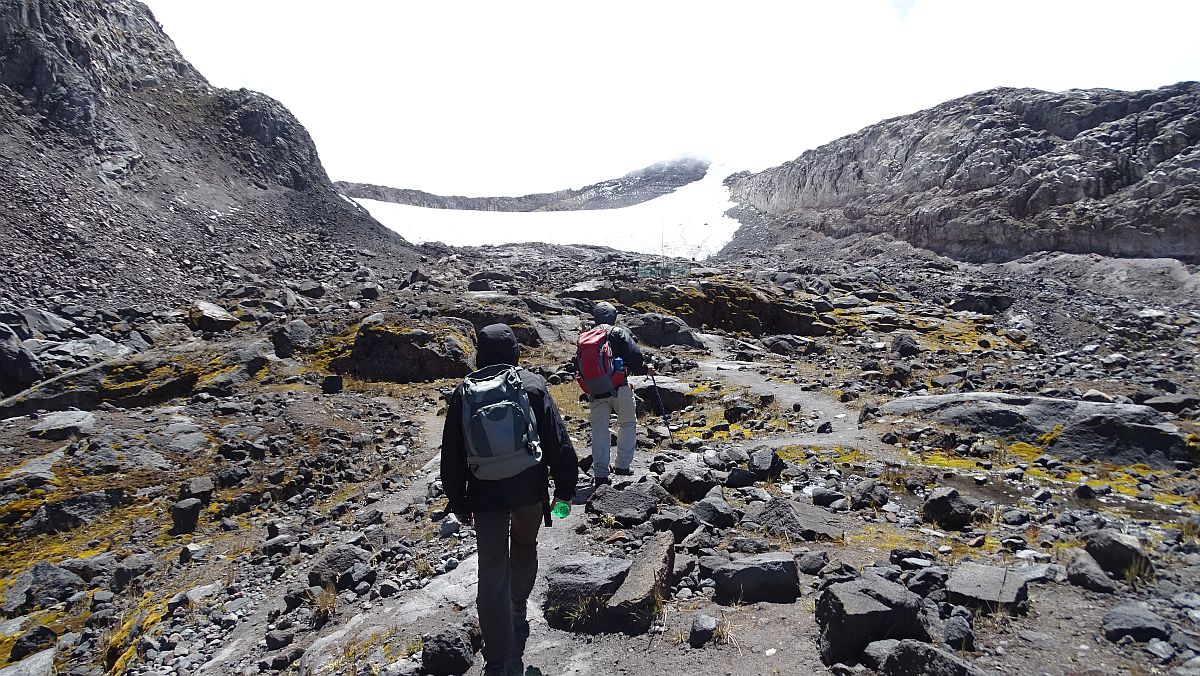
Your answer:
[722,83,1200,262]
[337,157,710,211]
[0,0,410,306]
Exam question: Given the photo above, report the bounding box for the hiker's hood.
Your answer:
[477,323,519,367]
[592,302,618,325]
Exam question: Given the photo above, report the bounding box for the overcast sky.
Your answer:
[143,0,1200,195]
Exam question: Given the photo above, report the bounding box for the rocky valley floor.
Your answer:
[1,237,1198,676]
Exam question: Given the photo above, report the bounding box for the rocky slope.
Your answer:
[722,83,1200,262]
[0,0,415,308]
[336,157,709,211]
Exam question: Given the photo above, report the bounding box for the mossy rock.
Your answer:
[332,315,477,383]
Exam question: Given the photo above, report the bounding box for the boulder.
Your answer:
[921,487,980,531]
[179,476,215,504]
[188,301,240,332]
[850,479,891,510]
[816,574,930,665]
[8,626,57,662]
[659,462,718,502]
[543,555,630,632]
[712,552,799,604]
[27,410,95,440]
[19,489,128,536]
[688,613,719,648]
[880,393,1190,467]
[629,376,696,414]
[19,309,74,337]
[170,498,203,535]
[333,315,476,383]
[604,532,675,634]
[1063,548,1117,593]
[1083,528,1153,578]
[308,545,373,590]
[112,553,156,591]
[0,324,44,396]
[692,494,738,528]
[622,313,706,349]
[271,319,315,358]
[421,626,475,675]
[2,563,85,614]
[748,447,785,480]
[879,639,989,676]
[761,334,821,356]
[0,648,56,676]
[944,563,1029,615]
[751,497,845,541]
[587,483,667,526]
[1102,603,1172,643]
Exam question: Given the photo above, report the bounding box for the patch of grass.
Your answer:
[310,583,338,627]
[413,558,435,578]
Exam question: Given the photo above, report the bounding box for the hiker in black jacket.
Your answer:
[441,323,578,675]
[587,302,653,485]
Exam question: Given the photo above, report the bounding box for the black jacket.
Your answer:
[601,324,649,376]
[440,324,578,515]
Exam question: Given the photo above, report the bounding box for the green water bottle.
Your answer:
[551,500,571,518]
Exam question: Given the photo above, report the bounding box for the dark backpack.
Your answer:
[459,364,542,480]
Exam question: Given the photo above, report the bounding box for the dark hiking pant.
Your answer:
[474,502,543,664]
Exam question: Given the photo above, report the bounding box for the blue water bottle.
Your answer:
[613,357,625,373]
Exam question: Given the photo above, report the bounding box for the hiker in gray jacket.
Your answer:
[585,302,653,485]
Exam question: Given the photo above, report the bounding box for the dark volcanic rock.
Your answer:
[879,639,988,676]
[751,497,845,541]
[333,315,476,383]
[9,625,57,662]
[712,553,800,604]
[622,313,706,349]
[604,532,675,634]
[543,555,630,633]
[421,626,476,676]
[724,83,1200,262]
[2,563,85,615]
[881,393,1191,466]
[308,545,373,590]
[1063,548,1117,593]
[1102,603,1172,643]
[816,574,930,665]
[1083,528,1154,578]
[944,563,1029,615]
[921,487,981,531]
[587,482,668,526]
[659,463,718,502]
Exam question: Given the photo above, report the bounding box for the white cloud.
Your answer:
[143,0,1200,195]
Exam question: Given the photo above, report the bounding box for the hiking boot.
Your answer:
[593,475,611,487]
[613,466,634,476]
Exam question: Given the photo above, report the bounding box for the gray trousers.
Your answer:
[589,385,637,478]
[474,502,543,664]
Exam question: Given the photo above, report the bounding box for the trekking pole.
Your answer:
[650,372,672,440]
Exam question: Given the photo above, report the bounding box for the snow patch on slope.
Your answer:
[353,164,741,260]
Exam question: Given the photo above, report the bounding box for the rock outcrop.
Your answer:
[723,83,1200,262]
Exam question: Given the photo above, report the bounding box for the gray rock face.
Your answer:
[692,494,738,528]
[945,563,1030,615]
[0,324,44,396]
[711,552,799,604]
[170,498,203,535]
[9,626,57,662]
[337,158,709,212]
[724,83,1200,263]
[816,574,930,665]
[271,319,315,358]
[881,392,1190,466]
[1102,603,1172,643]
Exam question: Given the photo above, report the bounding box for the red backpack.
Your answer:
[575,326,626,396]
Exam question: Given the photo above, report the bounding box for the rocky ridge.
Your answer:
[336,157,709,212]
[722,83,1200,262]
